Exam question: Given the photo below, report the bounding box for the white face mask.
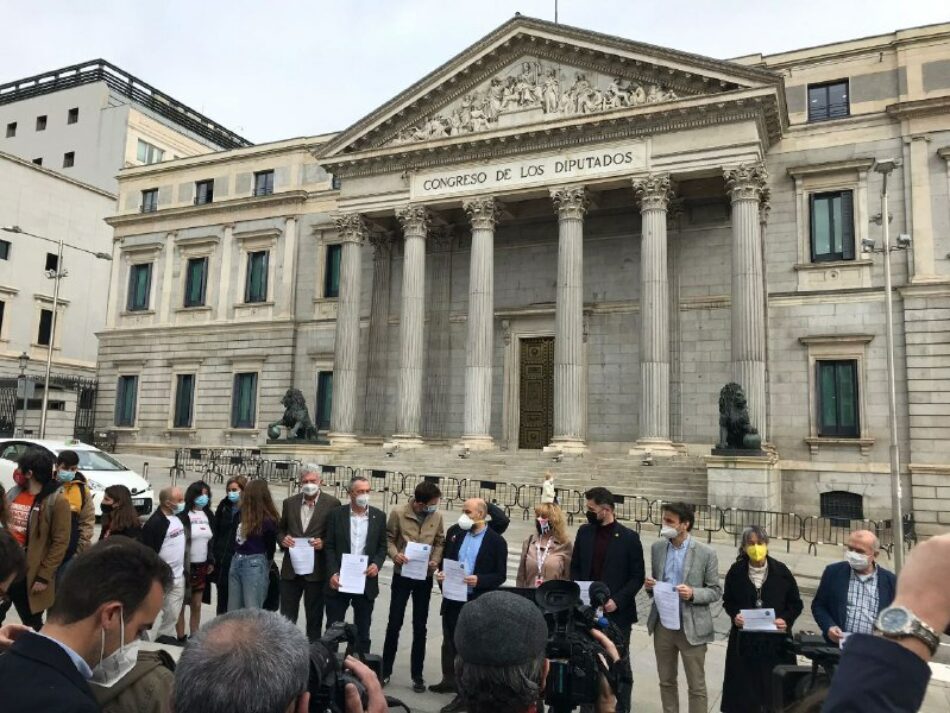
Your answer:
[354,494,370,509]
[457,513,475,531]
[846,550,870,571]
[660,525,679,540]
[301,484,320,497]
[90,609,140,688]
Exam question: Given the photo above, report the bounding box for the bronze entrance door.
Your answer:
[518,337,555,449]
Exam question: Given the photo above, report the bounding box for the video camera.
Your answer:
[771,632,841,712]
[535,580,628,713]
[307,622,384,713]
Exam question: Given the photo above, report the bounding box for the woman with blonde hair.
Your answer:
[516,502,573,588]
[227,479,279,611]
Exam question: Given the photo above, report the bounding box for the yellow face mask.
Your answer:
[745,544,768,562]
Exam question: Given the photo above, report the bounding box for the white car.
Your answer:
[0,439,154,517]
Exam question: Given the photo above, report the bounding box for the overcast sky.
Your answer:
[2,0,947,143]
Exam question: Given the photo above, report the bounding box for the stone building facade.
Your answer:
[97,18,950,532]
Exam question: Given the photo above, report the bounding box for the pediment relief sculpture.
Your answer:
[386,57,689,147]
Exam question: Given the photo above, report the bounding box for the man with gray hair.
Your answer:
[325,475,387,654]
[278,464,341,641]
[140,485,188,645]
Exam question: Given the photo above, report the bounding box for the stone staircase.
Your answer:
[325,446,709,504]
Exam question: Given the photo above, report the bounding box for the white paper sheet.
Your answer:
[576,580,594,606]
[653,581,681,630]
[339,554,368,594]
[741,608,778,632]
[441,558,469,602]
[401,542,432,581]
[288,538,315,576]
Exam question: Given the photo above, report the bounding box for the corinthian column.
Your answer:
[392,205,429,446]
[549,185,588,452]
[329,213,367,447]
[632,174,677,455]
[459,196,499,450]
[724,163,768,439]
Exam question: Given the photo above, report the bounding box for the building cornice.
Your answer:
[886,95,950,120]
[786,158,876,178]
[106,191,309,228]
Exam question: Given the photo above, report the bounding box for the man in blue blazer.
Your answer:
[812,529,896,645]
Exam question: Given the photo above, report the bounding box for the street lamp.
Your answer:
[866,159,909,572]
[16,351,29,436]
[1,225,112,439]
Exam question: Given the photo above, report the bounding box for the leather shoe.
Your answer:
[412,678,426,693]
[440,695,467,713]
[429,680,456,694]
[382,676,391,687]
[155,635,185,647]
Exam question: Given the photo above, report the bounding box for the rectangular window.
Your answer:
[194,179,214,205]
[115,375,138,427]
[183,257,208,307]
[127,263,152,312]
[253,170,274,196]
[0,240,10,260]
[67,107,79,124]
[817,360,859,437]
[173,374,195,428]
[231,373,258,428]
[5,122,15,138]
[324,244,342,298]
[810,190,854,262]
[35,115,47,131]
[141,188,158,213]
[37,308,53,346]
[244,250,269,303]
[808,80,849,122]
[136,139,164,165]
[62,151,74,168]
[315,371,333,430]
[45,253,58,271]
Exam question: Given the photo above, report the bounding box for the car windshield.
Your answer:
[69,450,128,472]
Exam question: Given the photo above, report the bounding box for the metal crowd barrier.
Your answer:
[722,509,804,553]
[255,459,300,484]
[612,493,653,533]
[801,516,879,555]
[457,479,519,515]
[648,502,724,543]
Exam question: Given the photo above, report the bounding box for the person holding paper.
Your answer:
[278,464,341,642]
[382,480,445,691]
[645,502,721,713]
[434,498,507,713]
[720,525,803,713]
[324,475,387,656]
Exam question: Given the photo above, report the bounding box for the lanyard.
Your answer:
[535,535,553,580]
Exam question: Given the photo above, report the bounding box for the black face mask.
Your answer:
[586,510,600,526]
[100,503,113,514]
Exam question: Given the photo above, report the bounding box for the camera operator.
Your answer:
[454,590,620,713]
[823,533,950,713]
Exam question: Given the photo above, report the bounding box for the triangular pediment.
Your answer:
[318,16,785,163]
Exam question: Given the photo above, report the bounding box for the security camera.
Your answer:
[861,238,876,253]
[896,234,912,249]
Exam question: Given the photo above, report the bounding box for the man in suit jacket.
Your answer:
[432,498,508,712]
[0,538,172,713]
[324,475,387,655]
[570,487,644,713]
[645,502,722,713]
[812,529,896,645]
[278,465,341,642]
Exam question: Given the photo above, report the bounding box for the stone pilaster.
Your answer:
[548,185,588,452]
[329,213,367,447]
[392,205,429,446]
[459,196,499,450]
[725,163,768,439]
[632,174,678,455]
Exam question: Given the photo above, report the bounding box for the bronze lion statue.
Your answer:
[267,388,318,440]
[717,382,761,451]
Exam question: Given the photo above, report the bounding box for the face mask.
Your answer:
[91,609,140,688]
[194,494,210,509]
[457,513,475,531]
[227,491,241,503]
[745,544,768,562]
[100,503,114,514]
[585,510,600,526]
[846,550,870,571]
[12,470,27,488]
[354,494,370,509]
[172,502,185,515]
[301,484,320,497]
[536,518,550,535]
[425,504,439,514]
[57,470,75,483]
[660,525,679,540]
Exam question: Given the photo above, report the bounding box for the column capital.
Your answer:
[724,163,768,202]
[395,205,430,238]
[333,213,369,244]
[463,196,499,230]
[550,185,589,220]
[758,186,772,226]
[632,174,676,212]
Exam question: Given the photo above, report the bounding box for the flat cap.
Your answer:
[454,591,547,665]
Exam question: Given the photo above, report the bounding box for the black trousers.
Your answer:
[382,573,433,680]
[440,600,464,685]
[279,576,326,642]
[7,578,43,630]
[325,591,375,655]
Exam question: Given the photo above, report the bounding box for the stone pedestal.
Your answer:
[705,453,782,512]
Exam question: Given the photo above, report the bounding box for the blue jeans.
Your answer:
[228,554,268,610]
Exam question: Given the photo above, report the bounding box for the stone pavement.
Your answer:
[10,452,946,712]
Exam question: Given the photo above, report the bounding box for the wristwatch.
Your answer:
[874,606,940,656]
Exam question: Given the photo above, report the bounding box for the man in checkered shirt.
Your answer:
[812,529,897,645]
